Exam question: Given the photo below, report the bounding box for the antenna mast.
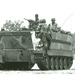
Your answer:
[61,12,75,28]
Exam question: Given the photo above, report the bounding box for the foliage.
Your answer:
[3,20,24,31]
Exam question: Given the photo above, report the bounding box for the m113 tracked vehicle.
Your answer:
[0,15,74,70]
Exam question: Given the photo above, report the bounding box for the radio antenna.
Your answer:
[61,12,75,28]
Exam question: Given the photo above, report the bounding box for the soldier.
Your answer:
[24,14,39,30]
[35,14,39,21]
[50,18,58,31]
[32,14,39,30]
[38,22,51,49]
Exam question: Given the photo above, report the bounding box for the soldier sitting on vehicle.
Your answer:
[50,18,58,32]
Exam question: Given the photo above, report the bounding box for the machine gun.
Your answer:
[24,18,36,30]
[24,18,35,24]
[24,18,46,24]
[24,18,46,30]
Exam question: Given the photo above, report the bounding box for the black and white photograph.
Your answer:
[0,0,75,75]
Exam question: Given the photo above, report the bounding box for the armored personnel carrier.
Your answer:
[0,30,35,70]
[0,17,74,70]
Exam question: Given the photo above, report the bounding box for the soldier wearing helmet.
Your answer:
[30,14,39,30]
[50,18,58,31]
[35,14,39,21]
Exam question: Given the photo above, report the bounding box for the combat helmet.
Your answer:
[51,18,56,21]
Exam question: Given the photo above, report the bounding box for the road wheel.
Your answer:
[50,57,55,70]
[63,58,68,69]
[37,56,50,70]
[44,56,50,70]
[55,57,59,70]
[59,58,63,70]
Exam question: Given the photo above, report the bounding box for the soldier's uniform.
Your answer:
[37,22,52,50]
[35,19,52,56]
[24,14,39,30]
[50,18,58,31]
[35,14,39,21]
[33,14,39,30]
[51,23,57,30]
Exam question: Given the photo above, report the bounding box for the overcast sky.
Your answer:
[0,0,75,33]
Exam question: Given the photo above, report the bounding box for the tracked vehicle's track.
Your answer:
[0,62,34,70]
[37,56,73,70]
